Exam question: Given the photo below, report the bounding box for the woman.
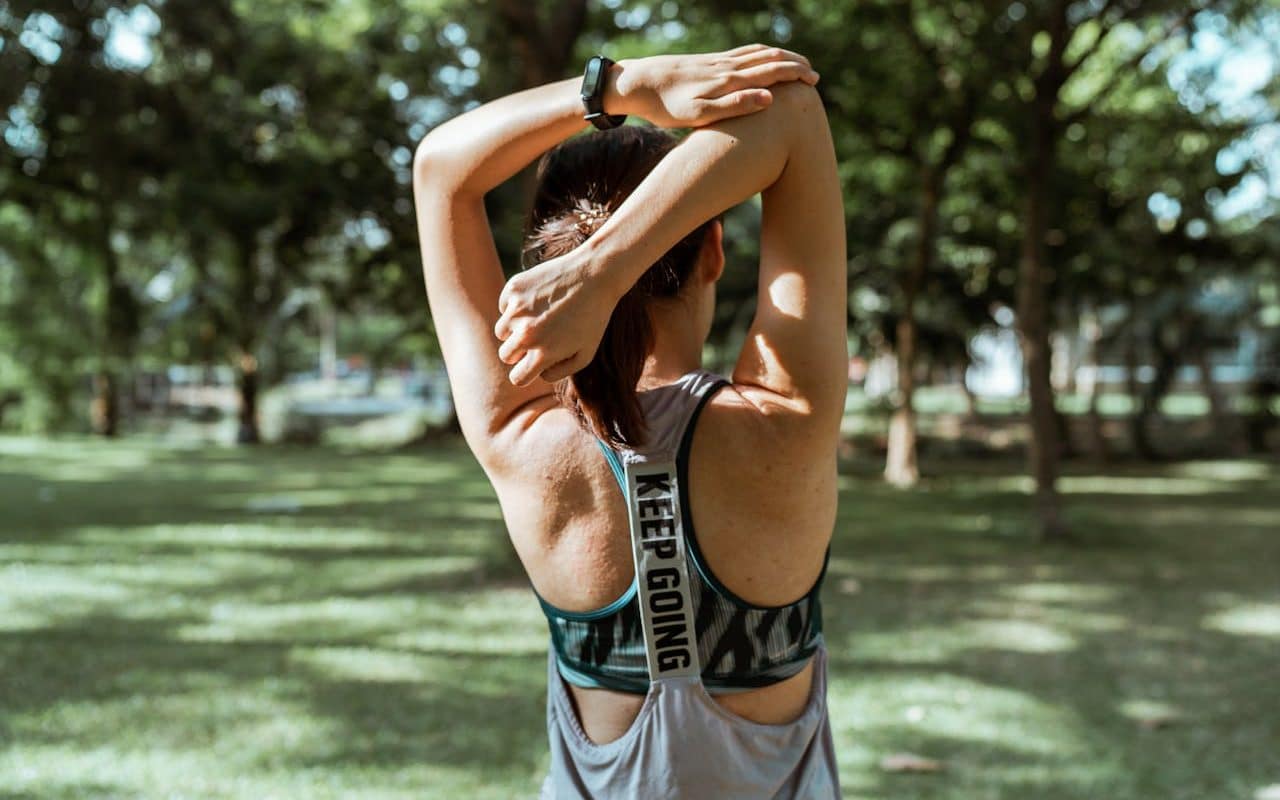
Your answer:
[413,44,846,799]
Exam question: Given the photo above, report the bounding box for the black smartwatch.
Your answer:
[581,55,627,130]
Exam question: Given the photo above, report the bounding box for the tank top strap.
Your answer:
[624,368,727,462]
[606,369,728,684]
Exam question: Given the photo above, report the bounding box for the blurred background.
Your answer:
[1,1,1277,799]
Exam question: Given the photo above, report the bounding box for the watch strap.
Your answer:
[582,55,627,130]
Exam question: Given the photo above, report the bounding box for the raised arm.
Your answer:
[412,46,821,463]
[497,80,847,433]
[411,74,605,458]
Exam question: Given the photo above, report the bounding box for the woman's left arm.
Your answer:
[412,46,817,463]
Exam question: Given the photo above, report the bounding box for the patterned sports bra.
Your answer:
[533,369,829,695]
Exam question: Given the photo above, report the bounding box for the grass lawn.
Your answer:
[1,436,1277,799]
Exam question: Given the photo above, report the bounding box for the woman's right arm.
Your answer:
[498,80,847,434]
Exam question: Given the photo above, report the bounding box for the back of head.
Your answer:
[523,125,717,449]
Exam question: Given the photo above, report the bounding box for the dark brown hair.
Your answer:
[522,125,718,449]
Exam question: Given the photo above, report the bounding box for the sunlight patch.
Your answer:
[966,598,1129,635]
[176,596,427,642]
[292,646,434,682]
[829,560,1048,583]
[217,485,426,511]
[0,564,135,630]
[829,674,1092,758]
[1000,582,1119,606]
[1171,460,1272,482]
[382,589,548,655]
[1117,699,1183,727]
[77,524,405,550]
[967,619,1077,653]
[1203,603,1280,639]
[1058,476,1226,496]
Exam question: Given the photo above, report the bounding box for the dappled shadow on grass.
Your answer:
[2,438,1278,798]
[0,604,550,794]
[0,438,498,543]
[820,458,1280,799]
[1,438,552,795]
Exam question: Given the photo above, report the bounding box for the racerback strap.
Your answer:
[623,456,701,681]
[611,369,728,683]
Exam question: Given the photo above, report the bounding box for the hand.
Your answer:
[494,244,620,386]
[610,43,819,128]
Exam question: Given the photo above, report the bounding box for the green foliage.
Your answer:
[0,0,1275,438]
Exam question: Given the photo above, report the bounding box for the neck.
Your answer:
[639,301,703,389]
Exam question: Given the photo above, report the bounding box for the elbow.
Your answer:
[412,135,444,189]
[757,82,829,153]
[412,134,467,195]
[767,81,824,118]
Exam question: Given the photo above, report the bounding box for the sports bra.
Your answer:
[533,369,829,695]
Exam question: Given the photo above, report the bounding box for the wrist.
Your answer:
[603,58,639,118]
[580,230,641,303]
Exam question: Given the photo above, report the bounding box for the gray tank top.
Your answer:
[540,369,841,799]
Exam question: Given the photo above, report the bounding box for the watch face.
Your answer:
[582,57,603,94]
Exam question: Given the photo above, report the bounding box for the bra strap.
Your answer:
[622,455,702,682]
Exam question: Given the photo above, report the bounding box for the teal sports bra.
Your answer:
[533,369,829,695]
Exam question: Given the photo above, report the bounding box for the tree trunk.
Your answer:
[236,353,261,444]
[320,304,338,385]
[960,367,979,422]
[1191,337,1229,448]
[1123,316,1150,458]
[884,397,919,486]
[93,210,133,438]
[497,0,587,87]
[1081,309,1108,462]
[1247,368,1277,454]
[1139,320,1187,459]
[1054,403,1075,459]
[1016,97,1065,542]
[885,170,941,488]
[1051,325,1076,459]
[90,370,118,437]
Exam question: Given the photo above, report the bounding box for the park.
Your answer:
[2,1,1278,799]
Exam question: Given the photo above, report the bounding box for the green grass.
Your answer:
[1,437,1277,799]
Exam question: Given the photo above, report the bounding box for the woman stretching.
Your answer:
[413,44,846,798]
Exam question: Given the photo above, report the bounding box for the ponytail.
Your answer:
[523,125,717,449]
[555,288,654,448]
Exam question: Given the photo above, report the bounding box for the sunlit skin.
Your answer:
[413,47,846,745]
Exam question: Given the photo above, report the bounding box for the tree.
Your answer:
[997,0,1217,539]
[0,1,173,434]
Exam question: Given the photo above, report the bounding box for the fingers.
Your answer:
[495,318,584,384]
[724,43,772,57]
[732,45,812,70]
[494,310,514,342]
[503,339,583,385]
[699,88,773,122]
[496,276,524,338]
[497,278,517,315]
[726,60,819,92]
[508,348,548,387]
[497,326,529,365]
[540,355,582,384]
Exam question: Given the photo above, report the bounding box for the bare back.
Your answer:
[488,381,837,742]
